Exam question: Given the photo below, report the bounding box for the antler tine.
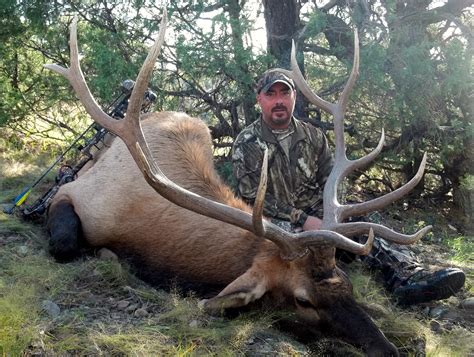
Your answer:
[289,41,335,115]
[252,148,269,236]
[348,129,385,173]
[277,41,335,115]
[126,11,167,127]
[339,29,360,113]
[293,228,375,256]
[45,17,123,136]
[341,153,429,221]
[334,222,432,245]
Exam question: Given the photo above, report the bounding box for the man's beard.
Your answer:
[270,105,290,125]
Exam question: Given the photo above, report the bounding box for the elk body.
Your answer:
[46,13,431,356]
[49,112,262,286]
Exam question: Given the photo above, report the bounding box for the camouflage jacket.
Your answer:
[232,117,333,227]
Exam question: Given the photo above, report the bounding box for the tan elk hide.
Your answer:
[45,12,430,356]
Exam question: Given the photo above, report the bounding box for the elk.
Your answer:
[45,12,431,356]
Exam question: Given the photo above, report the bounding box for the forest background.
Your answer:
[1,0,473,227]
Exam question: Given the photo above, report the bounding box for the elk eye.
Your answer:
[295,297,315,309]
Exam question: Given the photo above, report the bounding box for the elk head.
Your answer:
[45,12,430,356]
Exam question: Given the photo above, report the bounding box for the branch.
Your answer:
[399,0,474,26]
[303,43,333,56]
[320,0,345,12]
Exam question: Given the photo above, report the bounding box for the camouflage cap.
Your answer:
[256,69,295,94]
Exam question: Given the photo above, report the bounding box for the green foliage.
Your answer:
[215,159,237,190]
[445,235,473,265]
[1,1,471,211]
[79,24,142,105]
[302,11,328,39]
[460,175,474,191]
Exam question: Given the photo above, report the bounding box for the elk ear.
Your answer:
[199,268,269,313]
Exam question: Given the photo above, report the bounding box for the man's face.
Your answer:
[257,82,296,130]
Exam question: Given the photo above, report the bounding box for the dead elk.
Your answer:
[45,13,430,356]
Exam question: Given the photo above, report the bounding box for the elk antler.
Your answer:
[45,13,375,261]
[278,30,431,244]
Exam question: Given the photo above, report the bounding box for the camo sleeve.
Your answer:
[312,127,334,189]
[232,139,304,224]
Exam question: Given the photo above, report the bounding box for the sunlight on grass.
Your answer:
[1,159,40,178]
[91,330,178,355]
[446,235,473,265]
[0,213,37,234]
[348,262,391,306]
[426,326,474,357]
[0,284,38,355]
[231,321,254,349]
[444,235,473,294]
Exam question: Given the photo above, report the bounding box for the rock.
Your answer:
[17,245,28,256]
[442,321,454,330]
[363,303,390,319]
[447,224,458,232]
[430,320,441,333]
[429,306,448,319]
[126,303,139,313]
[37,249,48,257]
[460,297,474,309]
[189,319,201,328]
[41,300,60,318]
[116,300,130,310]
[7,235,20,243]
[111,312,122,319]
[98,248,118,261]
[134,308,149,318]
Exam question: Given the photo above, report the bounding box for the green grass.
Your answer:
[445,235,473,265]
[426,327,474,357]
[0,284,38,355]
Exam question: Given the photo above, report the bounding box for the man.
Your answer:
[232,69,465,305]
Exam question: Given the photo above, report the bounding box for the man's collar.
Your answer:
[258,116,307,144]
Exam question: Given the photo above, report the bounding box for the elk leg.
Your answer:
[200,267,269,313]
[47,199,83,262]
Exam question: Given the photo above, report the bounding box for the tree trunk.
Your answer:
[262,0,308,118]
[224,0,258,129]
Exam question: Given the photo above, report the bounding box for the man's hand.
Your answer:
[302,215,323,231]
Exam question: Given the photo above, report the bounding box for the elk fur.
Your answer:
[50,112,276,287]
